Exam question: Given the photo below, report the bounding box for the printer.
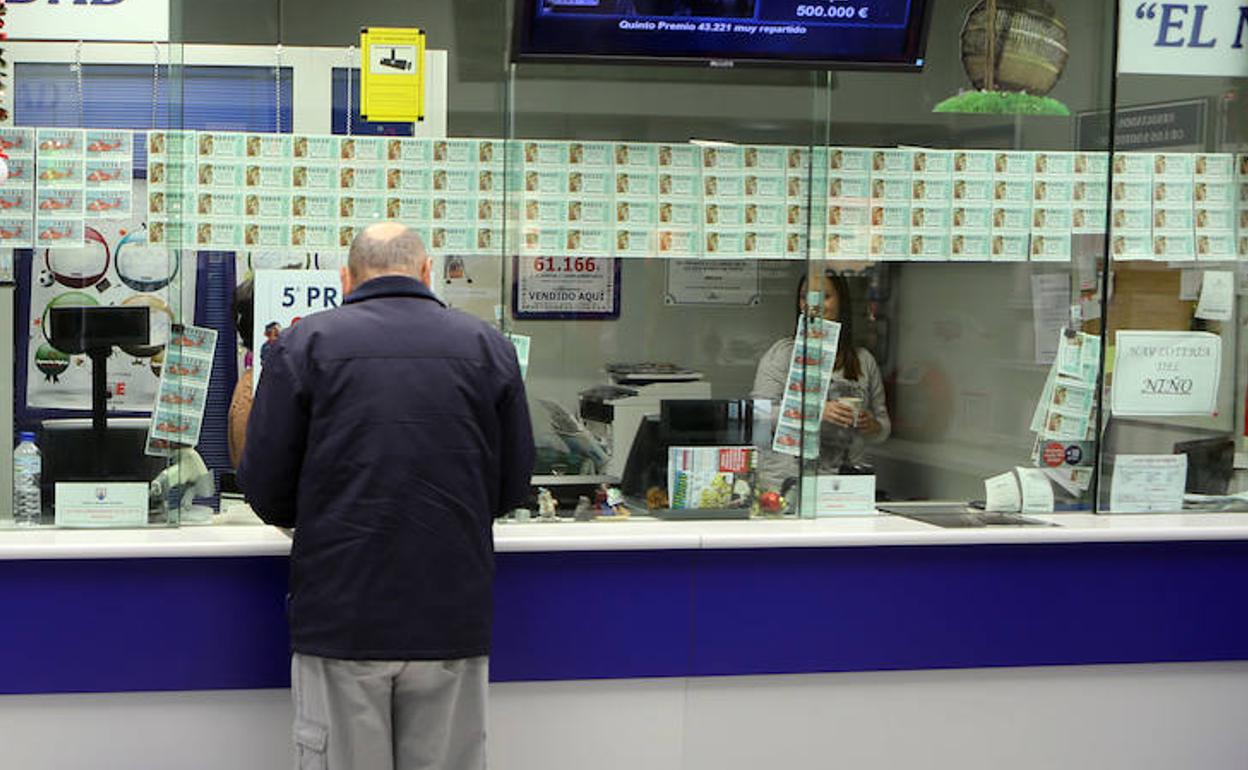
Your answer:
[579,364,712,478]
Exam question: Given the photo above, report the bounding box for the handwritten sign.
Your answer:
[1111,330,1221,416]
[1119,1,1248,78]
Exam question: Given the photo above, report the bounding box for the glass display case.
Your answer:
[3,0,1246,529]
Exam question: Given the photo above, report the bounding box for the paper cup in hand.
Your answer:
[837,397,863,428]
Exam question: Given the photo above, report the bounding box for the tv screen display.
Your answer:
[513,0,932,69]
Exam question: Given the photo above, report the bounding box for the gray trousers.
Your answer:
[291,653,489,770]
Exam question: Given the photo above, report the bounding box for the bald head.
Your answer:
[347,223,430,284]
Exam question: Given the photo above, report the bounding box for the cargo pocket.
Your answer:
[293,720,328,770]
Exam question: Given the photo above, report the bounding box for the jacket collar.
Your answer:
[344,274,447,307]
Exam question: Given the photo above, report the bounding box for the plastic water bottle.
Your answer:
[13,432,42,527]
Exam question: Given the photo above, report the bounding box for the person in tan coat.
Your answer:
[228,278,254,468]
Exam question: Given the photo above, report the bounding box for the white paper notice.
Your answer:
[1031,274,1071,365]
[1109,454,1187,513]
[1015,467,1055,513]
[1111,331,1221,417]
[984,472,1022,512]
[804,474,877,517]
[1195,271,1234,322]
[1179,269,1202,301]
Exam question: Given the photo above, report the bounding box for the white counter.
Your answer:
[3,508,1248,560]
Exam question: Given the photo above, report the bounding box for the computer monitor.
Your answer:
[1174,436,1235,495]
[623,400,754,498]
[660,399,753,446]
[39,418,164,516]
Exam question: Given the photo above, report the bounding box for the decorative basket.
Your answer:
[961,0,1069,96]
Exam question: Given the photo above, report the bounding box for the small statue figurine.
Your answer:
[574,495,594,522]
[606,487,628,518]
[536,487,558,521]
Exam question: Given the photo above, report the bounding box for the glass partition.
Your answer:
[0,0,284,529]
[500,63,829,520]
[802,0,1119,515]
[1097,42,1248,512]
[495,0,1126,521]
[7,0,1244,528]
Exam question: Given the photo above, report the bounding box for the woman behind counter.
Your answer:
[228,278,255,469]
[752,270,890,489]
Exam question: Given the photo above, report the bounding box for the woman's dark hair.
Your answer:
[234,278,255,352]
[796,270,862,381]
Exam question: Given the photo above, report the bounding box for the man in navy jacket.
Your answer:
[239,222,535,770]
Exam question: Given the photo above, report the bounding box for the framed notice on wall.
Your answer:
[512,255,621,320]
[664,259,760,306]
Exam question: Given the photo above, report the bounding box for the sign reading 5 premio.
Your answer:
[252,270,342,393]
[1119,1,1248,77]
[1112,331,1222,416]
[9,0,170,42]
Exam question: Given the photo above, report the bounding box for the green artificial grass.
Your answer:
[933,90,1071,116]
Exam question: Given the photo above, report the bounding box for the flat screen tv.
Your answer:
[512,0,933,69]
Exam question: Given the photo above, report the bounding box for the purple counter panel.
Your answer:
[3,541,1248,695]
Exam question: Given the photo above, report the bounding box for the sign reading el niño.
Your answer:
[8,0,170,43]
[1119,1,1248,77]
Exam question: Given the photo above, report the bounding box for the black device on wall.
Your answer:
[48,305,150,437]
[512,0,933,69]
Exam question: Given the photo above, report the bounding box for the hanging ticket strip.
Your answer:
[139,133,1248,263]
[1028,329,1102,495]
[0,127,136,250]
[772,314,842,460]
[145,323,217,457]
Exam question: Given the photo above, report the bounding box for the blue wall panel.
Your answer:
[0,556,290,695]
[490,550,696,682]
[686,542,1248,677]
[2,541,1248,695]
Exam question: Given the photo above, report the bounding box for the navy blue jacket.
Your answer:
[238,275,534,661]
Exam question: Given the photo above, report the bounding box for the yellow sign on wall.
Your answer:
[359,27,426,123]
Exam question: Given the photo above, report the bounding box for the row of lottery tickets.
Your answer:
[147,135,1248,261]
[22,128,1232,262]
[0,127,135,249]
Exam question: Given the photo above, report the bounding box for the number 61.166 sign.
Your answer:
[512,256,621,320]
